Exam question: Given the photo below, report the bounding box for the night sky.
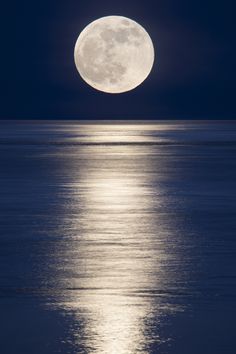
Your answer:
[2,0,236,120]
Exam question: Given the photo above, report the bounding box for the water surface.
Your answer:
[0,121,236,354]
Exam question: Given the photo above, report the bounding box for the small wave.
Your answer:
[0,140,236,147]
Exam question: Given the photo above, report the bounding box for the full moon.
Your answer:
[74,16,155,93]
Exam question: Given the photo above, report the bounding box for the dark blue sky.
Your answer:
[2,0,236,120]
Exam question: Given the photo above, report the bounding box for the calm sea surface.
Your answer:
[0,121,236,354]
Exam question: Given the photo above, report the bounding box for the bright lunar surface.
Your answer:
[74,16,155,93]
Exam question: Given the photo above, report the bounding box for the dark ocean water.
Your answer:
[0,121,236,354]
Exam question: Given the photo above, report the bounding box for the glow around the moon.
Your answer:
[74,16,155,93]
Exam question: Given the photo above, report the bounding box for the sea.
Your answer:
[0,120,236,354]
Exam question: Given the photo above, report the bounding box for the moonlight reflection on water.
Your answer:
[51,128,185,353]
